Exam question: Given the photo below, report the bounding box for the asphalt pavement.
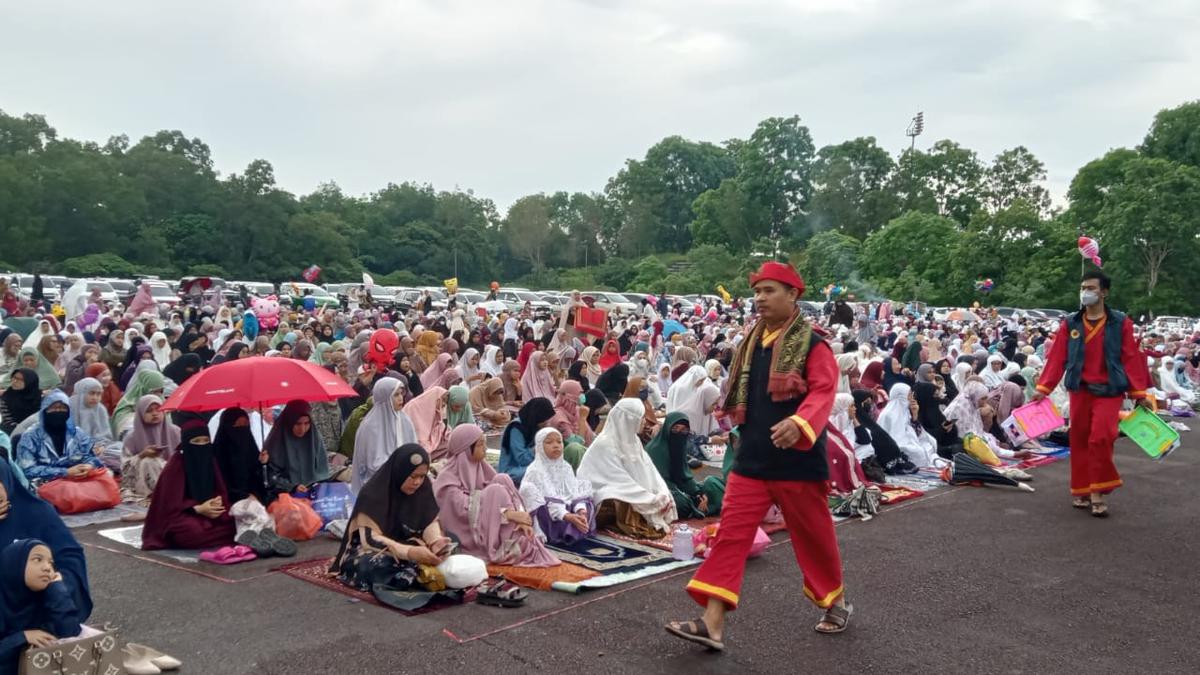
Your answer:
[77,433,1200,675]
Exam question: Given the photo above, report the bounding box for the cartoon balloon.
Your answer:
[1078,237,1102,268]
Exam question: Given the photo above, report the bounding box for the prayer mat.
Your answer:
[878,485,925,505]
[550,558,701,594]
[96,525,202,564]
[880,474,946,493]
[61,503,147,529]
[546,534,673,572]
[485,561,598,590]
[278,557,474,615]
[601,517,787,553]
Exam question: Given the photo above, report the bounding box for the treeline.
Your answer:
[1,101,1198,314]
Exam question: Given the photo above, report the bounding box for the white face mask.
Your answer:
[1080,290,1101,307]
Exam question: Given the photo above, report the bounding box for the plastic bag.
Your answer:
[230,497,274,538]
[437,554,488,589]
[962,433,1001,466]
[268,493,323,541]
[310,482,355,526]
[37,468,120,514]
[696,524,770,559]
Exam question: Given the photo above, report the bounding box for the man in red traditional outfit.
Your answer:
[1033,270,1152,518]
[665,261,850,652]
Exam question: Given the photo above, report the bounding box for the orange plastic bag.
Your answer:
[268,494,323,541]
[37,468,121,514]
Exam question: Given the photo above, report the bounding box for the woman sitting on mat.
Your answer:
[403,386,451,461]
[434,424,559,567]
[14,392,103,487]
[644,413,724,519]
[212,409,269,505]
[351,378,418,495]
[498,397,556,486]
[264,400,333,497]
[121,395,180,504]
[577,399,676,538]
[142,418,236,551]
[329,444,455,580]
[518,428,595,545]
[467,379,511,431]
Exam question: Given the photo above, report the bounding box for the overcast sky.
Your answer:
[2,0,1197,212]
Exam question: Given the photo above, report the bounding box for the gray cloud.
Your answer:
[1,0,1197,210]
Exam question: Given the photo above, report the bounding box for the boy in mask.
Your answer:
[1033,270,1153,518]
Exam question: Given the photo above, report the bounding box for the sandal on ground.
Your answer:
[236,530,273,558]
[1072,496,1092,509]
[664,617,725,651]
[476,576,527,608]
[258,529,298,557]
[815,603,854,634]
[1090,502,1109,518]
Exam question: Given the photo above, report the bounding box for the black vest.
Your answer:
[1064,307,1129,397]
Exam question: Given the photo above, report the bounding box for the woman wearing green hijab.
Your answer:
[111,368,166,439]
[446,384,476,429]
[644,412,725,519]
[9,347,60,390]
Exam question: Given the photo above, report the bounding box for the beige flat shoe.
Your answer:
[123,645,162,675]
[128,642,182,670]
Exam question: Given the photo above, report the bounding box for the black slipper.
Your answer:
[665,618,725,651]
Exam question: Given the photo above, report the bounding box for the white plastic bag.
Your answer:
[437,554,488,589]
[230,497,274,538]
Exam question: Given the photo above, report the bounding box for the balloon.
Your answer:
[301,265,322,282]
[1078,236,1102,268]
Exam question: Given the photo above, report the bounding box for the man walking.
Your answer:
[665,261,850,652]
[1033,270,1152,517]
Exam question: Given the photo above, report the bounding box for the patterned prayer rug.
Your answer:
[546,534,674,571]
[277,557,473,615]
[485,561,599,590]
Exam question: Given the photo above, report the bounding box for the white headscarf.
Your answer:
[836,353,859,394]
[351,377,418,494]
[22,320,55,350]
[458,347,481,382]
[982,354,1009,389]
[68,377,115,442]
[480,345,503,377]
[576,399,676,531]
[666,365,720,436]
[1159,359,1196,403]
[876,383,938,467]
[503,317,519,342]
[952,362,973,394]
[519,428,593,518]
[150,331,172,369]
[830,392,856,442]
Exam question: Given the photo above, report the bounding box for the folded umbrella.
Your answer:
[947,452,1034,492]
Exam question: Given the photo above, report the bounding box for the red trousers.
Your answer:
[686,472,844,610]
[1067,389,1124,496]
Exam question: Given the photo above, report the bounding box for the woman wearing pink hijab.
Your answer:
[419,353,455,390]
[519,350,558,401]
[433,424,560,567]
[403,386,451,460]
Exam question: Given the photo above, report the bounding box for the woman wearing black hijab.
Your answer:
[1,368,41,436]
[912,379,959,457]
[850,390,917,475]
[499,397,556,485]
[163,354,203,386]
[880,356,912,393]
[141,418,237,551]
[935,358,958,403]
[567,361,590,391]
[212,409,267,504]
[329,444,450,579]
[594,362,630,405]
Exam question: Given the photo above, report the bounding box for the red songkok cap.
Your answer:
[749,261,805,295]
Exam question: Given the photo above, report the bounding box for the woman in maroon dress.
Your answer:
[141,418,236,551]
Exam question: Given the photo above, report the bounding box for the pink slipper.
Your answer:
[200,546,240,565]
[229,545,257,563]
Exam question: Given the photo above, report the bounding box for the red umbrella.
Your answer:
[161,356,358,412]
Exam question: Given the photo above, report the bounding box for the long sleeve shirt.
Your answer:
[1037,315,1150,399]
[498,425,534,485]
[15,429,101,482]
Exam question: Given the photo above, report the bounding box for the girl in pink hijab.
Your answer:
[432,424,560,567]
[520,350,558,401]
[420,353,455,390]
[403,386,450,459]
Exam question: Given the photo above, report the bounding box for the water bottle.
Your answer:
[672,524,695,561]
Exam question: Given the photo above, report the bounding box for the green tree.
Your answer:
[1094,157,1200,309]
[807,137,898,239]
[1065,148,1139,229]
[605,136,736,254]
[1140,100,1200,169]
[503,195,555,273]
[795,231,862,294]
[736,116,816,241]
[891,141,984,227]
[983,146,1052,216]
[861,211,963,302]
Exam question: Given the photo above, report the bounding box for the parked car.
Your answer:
[583,291,638,315]
[103,279,138,305]
[145,281,181,308]
[233,281,276,298]
[9,274,62,303]
[494,289,553,315]
[281,282,339,308]
[1033,309,1068,320]
[80,280,119,305]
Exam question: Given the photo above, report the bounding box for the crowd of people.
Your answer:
[0,267,1192,665]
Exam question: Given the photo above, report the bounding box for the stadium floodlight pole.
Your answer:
[906,111,925,151]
